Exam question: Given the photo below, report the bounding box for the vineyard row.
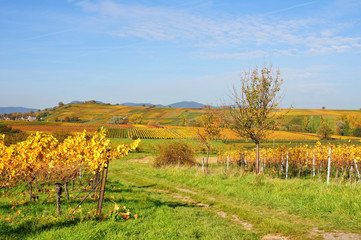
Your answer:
[217,143,361,182]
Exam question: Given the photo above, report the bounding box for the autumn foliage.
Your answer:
[0,127,140,189]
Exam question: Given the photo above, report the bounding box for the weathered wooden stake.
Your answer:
[54,183,63,216]
[34,177,41,192]
[227,154,230,170]
[97,160,109,216]
[28,181,33,201]
[201,157,205,174]
[281,152,284,177]
[312,151,316,177]
[92,167,100,198]
[286,151,289,179]
[327,148,332,184]
[354,157,361,182]
[64,182,69,200]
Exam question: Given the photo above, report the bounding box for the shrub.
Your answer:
[0,124,29,146]
[147,120,159,126]
[353,127,361,137]
[289,124,302,132]
[154,140,196,167]
[108,116,128,124]
[317,122,333,140]
[0,124,12,133]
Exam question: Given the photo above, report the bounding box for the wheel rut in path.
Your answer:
[151,185,361,240]
[119,166,361,240]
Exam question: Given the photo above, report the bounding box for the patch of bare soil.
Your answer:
[175,187,197,194]
[262,234,289,240]
[231,215,253,231]
[196,203,210,207]
[216,211,228,218]
[127,156,154,163]
[309,228,361,240]
[172,193,196,203]
[215,211,255,232]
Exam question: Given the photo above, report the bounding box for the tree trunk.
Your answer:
[256,143,260,174]
[64,182,69,200]
[205,145,210,174]
[34,177,41,192]
[28,181,33,201]
[54,183,63,216]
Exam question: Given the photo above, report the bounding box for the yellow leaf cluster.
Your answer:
[0,127,140,188]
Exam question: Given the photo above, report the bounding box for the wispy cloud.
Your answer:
[264,1,319,15]
[22,29,72,41]
[75,1,361,57]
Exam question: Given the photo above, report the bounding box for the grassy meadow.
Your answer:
[1,104,361,239]
[1,151,361,240]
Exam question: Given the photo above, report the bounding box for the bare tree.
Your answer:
[228,64,284,174]
[197,106,224,174]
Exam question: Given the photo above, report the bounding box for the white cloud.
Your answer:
[75,1,361,57]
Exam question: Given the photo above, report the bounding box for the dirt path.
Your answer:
[120,157,361,240]
[157,185,361,240]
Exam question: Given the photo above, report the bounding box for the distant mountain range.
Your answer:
[119,101,207,108]
[0,107,39,114]
[0,101,209,114]
[69,100,208,108]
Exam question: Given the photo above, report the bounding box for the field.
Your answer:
[42,103,205,125]
[1,105,361,239]
[19,103,361,127]
[1,151,361,240]
[3,104,361,143]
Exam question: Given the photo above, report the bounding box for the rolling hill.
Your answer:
[43,103,205,125]
[38,103,361,129]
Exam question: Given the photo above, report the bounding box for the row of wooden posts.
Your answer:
[202,148,361,184]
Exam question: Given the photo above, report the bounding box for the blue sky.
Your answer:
[1,0,361,109]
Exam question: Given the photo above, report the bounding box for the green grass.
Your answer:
[111,158,361,235]
[1,152,361,239]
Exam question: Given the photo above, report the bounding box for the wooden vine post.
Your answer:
[285,151,289,179]
[54,183,63,216]
[227,154,230,170]
[28,181,33,201]
[92,167,101,199]
[327,148,332,184]
[354,157,361,182]
[97,159,109,217]
[201,157,205,174]
[312,151,316,177]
